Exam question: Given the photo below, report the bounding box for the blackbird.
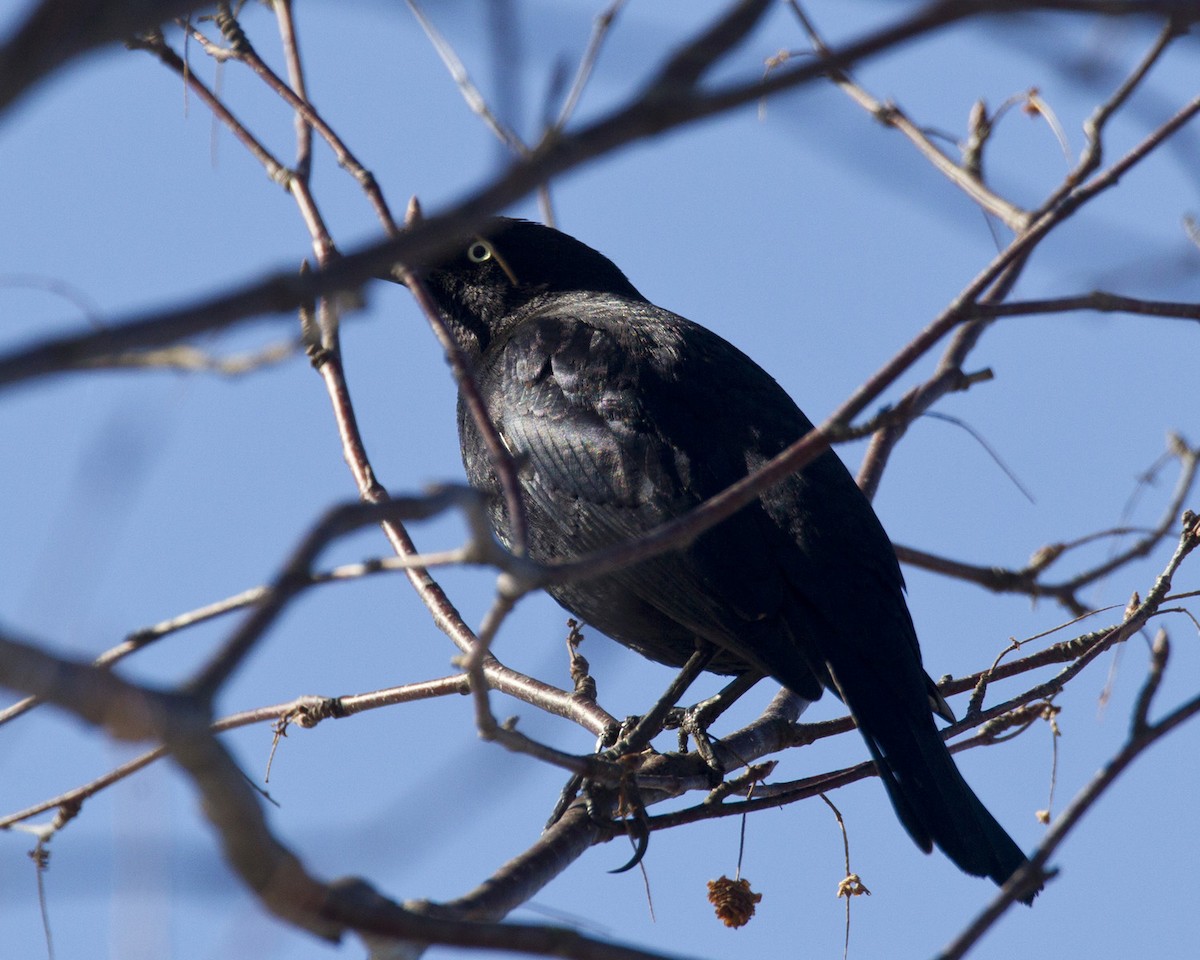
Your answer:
[413,217,1034,898]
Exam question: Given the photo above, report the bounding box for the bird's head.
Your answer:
[414,218,644,358]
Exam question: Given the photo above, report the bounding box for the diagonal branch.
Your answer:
[0,0,1046,393]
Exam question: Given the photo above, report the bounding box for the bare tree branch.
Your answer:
[977,291,1200,321]
[4,4,1200,956]
[894,435,1199,613]
[10,0,1176,394]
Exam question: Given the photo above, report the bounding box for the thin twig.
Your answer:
[1034,15,1184,218]
[184,490,485,702]
[550,0,628,132]
[977,291,1200,322]
[786,2,1026,229]
[313,346,611,733]
[894,436,1198,612]
[78,339,300,375]
[403,269,531,556]
[0,678,470,830]
[406,0,526,154]
[272,0,312,182]
[937,631,1200,958]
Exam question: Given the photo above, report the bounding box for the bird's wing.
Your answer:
[464,301,826,693]
[477,299,937,705]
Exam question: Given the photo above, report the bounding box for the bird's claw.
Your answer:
[607,816,650,874]
[582,779,652,874]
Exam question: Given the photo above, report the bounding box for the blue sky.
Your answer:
[2,3,1199,959]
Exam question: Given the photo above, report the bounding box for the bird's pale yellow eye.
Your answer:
[467,240,494,263]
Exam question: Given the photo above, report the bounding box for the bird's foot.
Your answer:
[664,705,726,784]
[664,671,763,781]
[599,645,718,760]
[545,719,643,830]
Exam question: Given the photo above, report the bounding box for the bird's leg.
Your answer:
[544,773,585,830]
[668,670,763,772]
[605,644,716,759]
[545,716,627,830]
[679,670,763,734]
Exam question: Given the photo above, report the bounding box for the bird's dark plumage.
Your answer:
[417,217,1034,899]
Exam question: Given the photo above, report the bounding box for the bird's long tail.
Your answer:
[834,667,1040,903]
